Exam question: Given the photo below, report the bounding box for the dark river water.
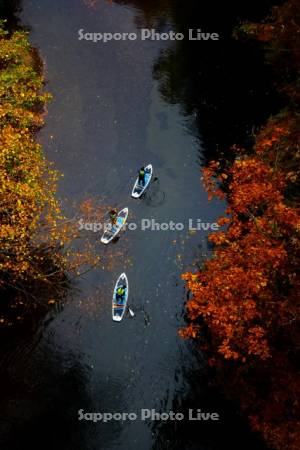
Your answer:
[0,1,281,449]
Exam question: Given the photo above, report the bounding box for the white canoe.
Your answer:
[100,207,128,244]
[131,164,153,198]
[112,273,129,322]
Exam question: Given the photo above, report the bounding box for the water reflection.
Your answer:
[0,341,123,450]
[114,0,283,164]
[0,0,22,29]
[0,289,138,450]
[148,352,269,450]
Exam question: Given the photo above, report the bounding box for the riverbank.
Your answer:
[182,1,300,449]
[0,22,99,327]
[0,22,59,325]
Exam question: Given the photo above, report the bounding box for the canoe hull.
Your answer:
[112,273,129,322]
[131,164,153,198]
[101,207,128,244]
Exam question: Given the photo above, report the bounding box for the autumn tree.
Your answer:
[0,24,99,325]
[181,1,300,449]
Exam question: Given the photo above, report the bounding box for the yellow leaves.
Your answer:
[0,26,69,287]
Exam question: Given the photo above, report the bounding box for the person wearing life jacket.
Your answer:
[109,208,117,226]
[138,167,145,186]
[116,285,126,302]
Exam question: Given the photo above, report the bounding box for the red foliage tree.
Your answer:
[181,1,300,448]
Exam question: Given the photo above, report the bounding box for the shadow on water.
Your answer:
[150,363,269,450]
[116,0,284,165]
[143,178,166,207]
[0,281,81,450]
[0,0,22,30]
[0,340,124,450]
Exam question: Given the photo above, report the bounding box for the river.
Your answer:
[0,1,280,449]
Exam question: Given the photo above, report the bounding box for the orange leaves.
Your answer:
[190,3,299,449]
[208,232,228,245]
[246,327,270,359]
[181,87,299,368]
[202,162,225,200]
[218,340,239,360]
[179,324,200,340]
[217,216,231,226]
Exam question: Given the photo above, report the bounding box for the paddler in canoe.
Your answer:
[138,167,146,187]
[116,284,126,303]
[109,208,118,229]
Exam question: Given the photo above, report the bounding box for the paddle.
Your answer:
[127,305,135,317]
[128,307,135,317]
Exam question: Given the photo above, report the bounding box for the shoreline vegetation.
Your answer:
[0,22,99,327]
[182,1,300,449]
